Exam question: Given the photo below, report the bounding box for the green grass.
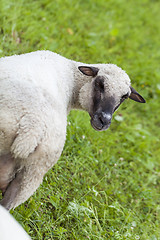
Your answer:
[0,0,160,239]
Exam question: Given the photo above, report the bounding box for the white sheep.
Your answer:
[0,205,31,240]
[0,50,145,210]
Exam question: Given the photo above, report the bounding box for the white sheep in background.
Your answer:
[0,50,145,210]
[0,205,31,240]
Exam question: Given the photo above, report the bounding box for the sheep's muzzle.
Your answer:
[90,112,112,131]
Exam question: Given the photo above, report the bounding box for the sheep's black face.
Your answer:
[90,76,115,131]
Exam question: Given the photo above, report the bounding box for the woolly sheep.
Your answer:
[0,50,145,210]
[0,205,31,240]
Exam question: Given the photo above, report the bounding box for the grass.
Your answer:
[0,0,160,239]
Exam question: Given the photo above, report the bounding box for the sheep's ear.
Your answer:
[129,86,146,103]
[78,66,99,77]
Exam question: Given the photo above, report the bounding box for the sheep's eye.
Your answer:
[120,93,129,102]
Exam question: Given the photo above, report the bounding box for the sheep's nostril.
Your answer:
[91,112,112,131]
[99,112,112,126]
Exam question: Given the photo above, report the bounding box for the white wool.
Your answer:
[0,205,31,240]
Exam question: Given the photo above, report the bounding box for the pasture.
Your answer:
[0,0,160,239]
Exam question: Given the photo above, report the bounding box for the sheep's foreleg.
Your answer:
[0,164,45,210]
[0,153,17,195]
[0,168,25,210]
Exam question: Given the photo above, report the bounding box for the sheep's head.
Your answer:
[78,64,145,131]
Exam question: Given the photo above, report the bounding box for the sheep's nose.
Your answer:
[91,111,112,131]
[99,112,112,126]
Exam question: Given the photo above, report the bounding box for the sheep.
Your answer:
[0,205,31,240]
[0,50,145,210]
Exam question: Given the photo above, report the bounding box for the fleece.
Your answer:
[0,51,133,209]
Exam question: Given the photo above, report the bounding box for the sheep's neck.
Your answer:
[68,63,91,112]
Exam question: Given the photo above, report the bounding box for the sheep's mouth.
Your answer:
[90,114,112,131]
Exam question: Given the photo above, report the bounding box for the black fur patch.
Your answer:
[92,76,116,115]
[94,76,105,92]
